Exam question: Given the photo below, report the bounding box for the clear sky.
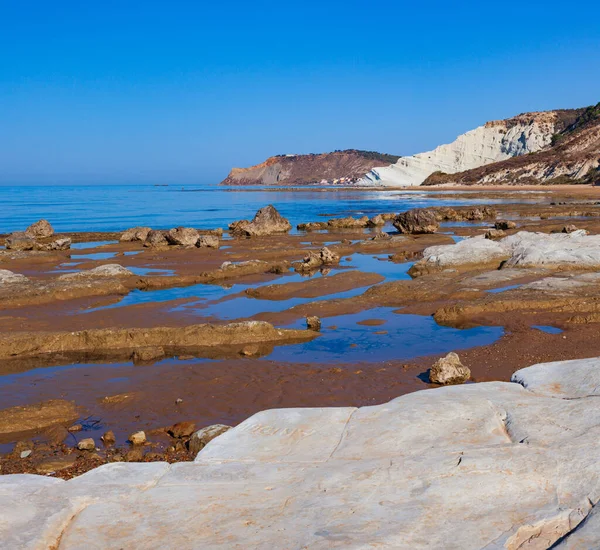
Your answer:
[1,0,599,185]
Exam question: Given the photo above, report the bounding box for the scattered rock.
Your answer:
[59,264,133,280]
[563,224,579,234]
[189,424,232,456]
[132,346,165,363]
[0,269,29,285]
[393,209,439,234]
[20,450,32,459]
[167,421,196,439]
[306,316,321,331]
[485,229,506,240]
[495,220,516,230]
[120,226,152,242]
[5,232,35,251]
[128,431,146,445]
[125,448,144,462]
[67,424,82,432]
[175,398,183,405]
[429,352,471,385]
[77,438,96,451]
[25,219,54,238]
[230,205,292,237]
[240,344,260,356]
[197,235,220,249]
[166,227,200,247]
[295,247,340,273]
[38,237,71,251]
[101,431,116,445]
[144,230,169,248]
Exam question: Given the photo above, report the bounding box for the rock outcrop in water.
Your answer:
[6,357,600,548]
[220,150,400,186]
[361,109,584,186]
[229,205,292,237]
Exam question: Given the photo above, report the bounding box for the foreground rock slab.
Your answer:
[5,357,600,548]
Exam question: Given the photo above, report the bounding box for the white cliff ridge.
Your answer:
[362,112,560,186]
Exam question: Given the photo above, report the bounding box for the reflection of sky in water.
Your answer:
[71,241,118,250]
[268,308,503,363]
[128,267,175,276]
[71,252,117,261]
[486,284,523,294]
[532,325,563,334]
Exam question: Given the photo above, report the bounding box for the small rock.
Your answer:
[20,450,32,459]
[563,224,578,234]
[132,346,165,363]
[129,431,146,445]
[393,209,439,234]
[67,424,82,432]
[5,232,35,251]
[306,316,322,331]
[240,344,260,356]
[125,448,144,462]
[494,220,516,230]
[485,229,506,240]
[77,438,96,451]
[25,219,54,238]
[371,231,391,241]
[189,424,232,456]
[167,421,196,439]
[101,430,116,445]
[166,227,200,247]
[429,352,471,385]
[320,246,339,265]
[120,226,152,242]
[175,398,183,405]
[197,235,220,249]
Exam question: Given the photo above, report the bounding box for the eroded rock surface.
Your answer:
[120,227,152,242]
[5,357,600,548]
[393,209,439,234]
[230,205,292,237]
[25,219,54,239]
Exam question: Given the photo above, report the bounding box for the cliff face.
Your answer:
[422,103,600,186]
[220,150,400,186]
[361,109,584,187]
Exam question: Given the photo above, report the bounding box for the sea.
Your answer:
[0,184,536,233]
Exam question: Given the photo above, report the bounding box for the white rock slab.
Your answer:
[5,358,600,548]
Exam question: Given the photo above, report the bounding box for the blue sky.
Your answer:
[1,0,599,184]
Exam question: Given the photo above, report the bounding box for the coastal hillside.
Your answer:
[422,102,600,186]
[220,150,400,186]
[361,109,584,186]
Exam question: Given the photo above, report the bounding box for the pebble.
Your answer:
[77,438,96,451]
[101,430,116,445]
[129,431,147,445]
[20,450,32,459]
[68,424,82,432]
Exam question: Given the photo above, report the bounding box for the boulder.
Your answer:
[166,227,200,247]
[0,269,28,284]
[188,424,231,456]
[167,421,196,439]
[229,205,292,237]
[197,235,220,249]
[37,237,71,251]
[5,232,35,251]
[59,264,133,280]
[393,209,439,234]
[429,352,471,385]
[484,229,506,240]
[77,438,95,451]
[494,220,516,230]
[120,227,152,242]
[144,230,169,248]
[128,431,146,445]
[306,316,321,331]
[25,219,54,238]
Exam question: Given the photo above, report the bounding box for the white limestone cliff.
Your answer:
[362,112,560,186]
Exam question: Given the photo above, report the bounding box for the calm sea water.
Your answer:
[0,184,532,233]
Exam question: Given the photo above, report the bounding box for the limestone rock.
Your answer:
[367,214,387,227]
[188,424,231,456]
[327,216,369,229]
[5,232,35,251]
[484,229,506,240]
[120,226,152,242]
[295,247,340,272]
[128,431,146,445]
[166,227,200,247]
[38,237,71,251]
[429,352,471,385]
[197,235,220,249]
[563,224,578,234]
[25,219,54,238]
[0,269,28,285]
[495,220,516,230]
[59,264,133,280]
[131,346,165,363]
[393,209,439,234]
[77,438,95,451]
[167,422,196,439]
[229,205,291,237]
[306,316,321,331]
[144,230,169,248]
[0,400,78,435]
